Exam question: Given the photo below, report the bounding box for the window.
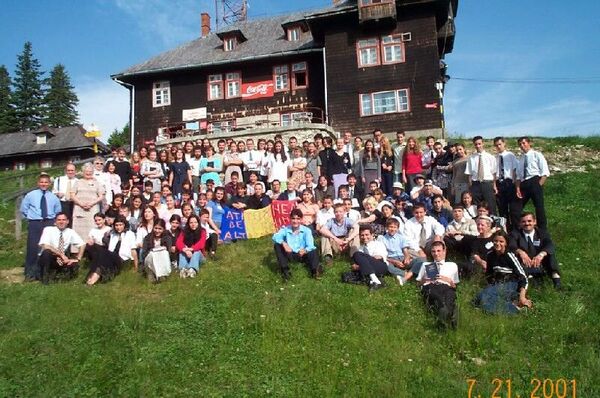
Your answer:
[208,74,223,100]
[357,38,380,67]
[287,27,301,41]
[36,134,47,145]
[152,81,171,107]
[274,65,289,92]
[381,35,404,64]
[40,158,53,169]
[209,120,234,134]
[225,72,241,98]
[224,37,235,52]
[14,162,26,171]
[70,156,81,163]
[291,62,308,89]
[360,89,410,116]
[280,112,308,127]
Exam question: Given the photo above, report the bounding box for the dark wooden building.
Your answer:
[0,125,104,170]
[112,0,457,148]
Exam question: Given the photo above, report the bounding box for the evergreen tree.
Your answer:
[12,41,45,130]
[107,123,130,149]
[45,64,79,127]
[0,65,17,133]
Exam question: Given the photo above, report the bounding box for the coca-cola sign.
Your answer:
[242,81,274,100]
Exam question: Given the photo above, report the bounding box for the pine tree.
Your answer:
[45,64,79,127]
[0,65,17,133]
[107,123,130,148]
[12,41,46,131]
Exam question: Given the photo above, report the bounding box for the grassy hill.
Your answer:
[0,138,599,396]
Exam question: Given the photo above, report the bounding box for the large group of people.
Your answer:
[20,130,560,328]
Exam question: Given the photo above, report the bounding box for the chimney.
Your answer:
[201,12,211,38]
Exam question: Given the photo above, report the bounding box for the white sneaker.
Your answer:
[396,275,405,286]
[188,269,197,278]
[180,269,187,279]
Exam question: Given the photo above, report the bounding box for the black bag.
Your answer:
[341,271,366,285]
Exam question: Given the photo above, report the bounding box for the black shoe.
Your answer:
[313,266,323,280]
[368,281,384,292]
[324,255,333,266]
[282,270,291,282]
[552,277,562,290]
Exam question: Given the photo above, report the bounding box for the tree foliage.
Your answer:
[0,65,17,133]
[12,42,46,130]
[45,64,79,127]
[107,123,130,149]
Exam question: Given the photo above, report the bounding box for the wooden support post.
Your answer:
[15,177,24,240]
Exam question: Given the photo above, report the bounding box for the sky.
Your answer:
[0,0,598,141]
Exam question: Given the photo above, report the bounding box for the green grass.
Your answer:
[1,170,599,396]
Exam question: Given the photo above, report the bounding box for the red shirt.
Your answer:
[403,152,423,174]
[176,228,206,254]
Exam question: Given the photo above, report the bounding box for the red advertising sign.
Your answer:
[242,81,274,100]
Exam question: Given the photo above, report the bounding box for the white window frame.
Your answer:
[360,88,410,117]
[273,65,289,92]
[152,81,171,107]
[356,38,380,67]
[225,72,241,99]
[381,35,405,64]
[224,37,235,52]
[287,27,301,42]
[208,74,224,101]
[40,158,53,169]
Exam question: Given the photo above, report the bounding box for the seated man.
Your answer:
[444,205,478,253]
[319,203,360,264]
[316,195,335,231]
[228,182,249,210]
[277,180,302,202]
[246,182,271,210]
[416,241,460,329]
[351,225,390,292]
[388,182,411,203]
[459,215,495,277]
[272,208,322,281]
[346,174,364,209]
[224,171,241,199]
[342,198,361,223]
[266,179,282,200]
[428,194,453,228]
[37,212,85,285]
[509,212,561,289]
[411,179,438,212]
[404,203,445,255]
[378,218,426,284]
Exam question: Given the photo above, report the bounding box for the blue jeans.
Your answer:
[178,251,205,271]
[474,281,520,314]
[388,256,426,277]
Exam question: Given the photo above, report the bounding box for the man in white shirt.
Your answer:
[351,225,390,292]
[404,203,445,254]
[465,135,497,215]
[493,136,520,229]
[52,163,78,226]
[342,131,354,167]
[416,241,460,329]
[38,212,85,284]
[444,205,478,254]
[421,135,436,178]
[240,138,263,182]
[189,145,203,193]
[316,196,335,230]
[515,136,550,230]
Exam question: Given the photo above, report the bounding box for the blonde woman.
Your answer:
[380,137,394,196]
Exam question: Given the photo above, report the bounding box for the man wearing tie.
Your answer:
[37,212,85,284]
[465,136,497,215]
[20,173,62,281]
[342,131,354,168]
[346,174,364,209]
[509,212,561,289]
[493,137,520,230]
[515,136,550,230]
[392,131,406,183]
[52,163,78,226]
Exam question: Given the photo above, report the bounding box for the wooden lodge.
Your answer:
[112,0,458,149]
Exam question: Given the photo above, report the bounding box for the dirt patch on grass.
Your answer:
[0,267,24,284]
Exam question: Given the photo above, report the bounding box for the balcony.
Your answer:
[358,0,397,24]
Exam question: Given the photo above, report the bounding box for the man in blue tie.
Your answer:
[20,173,62,281]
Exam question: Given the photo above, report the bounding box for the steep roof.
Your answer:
[0,125,100,157]
[113,11,320,79]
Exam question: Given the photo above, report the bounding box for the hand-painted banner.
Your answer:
[271,200,297,230]
[219,207,247,241]
[244,205,275,239]
[242,81,274,100]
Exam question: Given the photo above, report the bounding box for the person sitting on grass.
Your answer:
[272,208,322,282]
[141,219,173,283]
[246,182,271,210]
[509,212,561,289]
[416,241,460,329]
[316,195,335,231]
[350,225,391,292]
[473,230,532,314]
[378,218,426,285]
[176,214,206,279]
[200,209,219,258]
[86,216,137,286]
[319,203,360,265]
[444,205,478,254]
[38,212,85,285]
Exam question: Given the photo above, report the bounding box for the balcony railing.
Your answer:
[358,0,397,23]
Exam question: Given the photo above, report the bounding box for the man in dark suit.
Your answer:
[509,212,561,289]
[346,174,364,209]
[278,180,301,202]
